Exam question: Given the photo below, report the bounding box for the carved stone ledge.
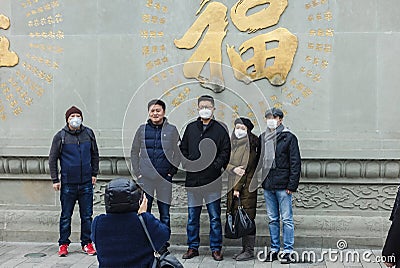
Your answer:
[0,157,399,180]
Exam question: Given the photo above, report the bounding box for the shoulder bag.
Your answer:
[224,196,256,239]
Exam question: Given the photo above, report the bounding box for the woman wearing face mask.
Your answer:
[225,117,260,261]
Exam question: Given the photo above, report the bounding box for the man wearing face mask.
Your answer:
[49,106,99,257]
[180,95,231,261]
[258,108,301,264]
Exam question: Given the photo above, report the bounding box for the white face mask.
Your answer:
[198,108,212,119]
[69,117,82,129]
[234,129,247,139]
[266,119,278,129]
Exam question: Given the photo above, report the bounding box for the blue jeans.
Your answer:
[264,189,294,253]
[146,195,171,229]
[186,190,222,251]
[139,177,172,229]
[59,182,93,246]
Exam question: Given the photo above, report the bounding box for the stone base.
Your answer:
[0,206,388,249]
[0,157,397,249]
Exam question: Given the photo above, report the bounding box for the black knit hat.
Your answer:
[234,117,254,131]
[105,178,142,213]
[65,106,82,123]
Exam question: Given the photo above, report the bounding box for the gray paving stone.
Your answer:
[0,242,387,268]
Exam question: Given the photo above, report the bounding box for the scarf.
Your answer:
[263,124,284,171]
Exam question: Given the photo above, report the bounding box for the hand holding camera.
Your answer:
[138,193,148,214]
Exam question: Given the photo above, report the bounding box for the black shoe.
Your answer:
[280,253,295,264]
[182,248,199,259]
[264,251,278,262]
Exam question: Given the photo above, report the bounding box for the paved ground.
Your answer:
[0,242,386,268]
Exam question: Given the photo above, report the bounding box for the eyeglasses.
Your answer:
[198,105,213,109]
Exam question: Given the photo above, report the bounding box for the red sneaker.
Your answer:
[58,244,68,257]
[82,243,96,256]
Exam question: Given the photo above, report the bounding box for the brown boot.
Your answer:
[182,248,199,259]
[235,235,255,261]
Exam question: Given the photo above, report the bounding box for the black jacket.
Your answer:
[130,118,180,180]
[49,125,99,184]
[259,127,301,192]
[382,187,400,266]
[180,118,231,187]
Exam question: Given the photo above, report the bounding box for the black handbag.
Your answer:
[138,215,184,268]
[224,196,256,239]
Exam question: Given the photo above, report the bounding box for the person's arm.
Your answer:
[382,217,400,266]
[91,216,99,243]
[287,134,301,192]
[89,129,99,182]
[212,126,231,171]
[130,127,142,178]
[49,132,61,185]
[179,127,190,169]
[141,212,171,251]
[254,135,263,174]
[168,127,181,176]
[226,162,236,175]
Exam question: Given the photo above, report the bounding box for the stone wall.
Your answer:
[0,156,396,249]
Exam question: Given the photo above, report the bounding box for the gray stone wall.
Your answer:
[0,0,400,249]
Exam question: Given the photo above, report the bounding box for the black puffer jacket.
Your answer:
[259,127,301,192]
[180,118,231,187]
[131,118,180,180]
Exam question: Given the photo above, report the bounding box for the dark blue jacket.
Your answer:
[91,212,170,268]
[259,127,301,192]
[131,118,180,180]
[180,118,231,187]
[49,125,99,184]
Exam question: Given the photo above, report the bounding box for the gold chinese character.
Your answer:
[0,35,19,68]
[142,14,151,23]
[142,46,150,56]
[230,0,288,33]
[291,97,300,106]
[174,2,228,93]
[227,28,298,86]
[302,88,312,97]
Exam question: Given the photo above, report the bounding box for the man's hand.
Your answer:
[92,176,97,185]
[53,182,61,191]
[138,193,148,214]
[384,262,395,267]
[286,189,292,195]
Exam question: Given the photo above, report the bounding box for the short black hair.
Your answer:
[197,95,214,106]
[265,107,284,119]
[147,99,166,111]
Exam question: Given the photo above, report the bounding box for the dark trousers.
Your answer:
[59,182,93,246]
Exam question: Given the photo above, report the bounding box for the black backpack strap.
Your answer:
[85,127,95,141]
[85,127,95,151]
[59,129,66,154]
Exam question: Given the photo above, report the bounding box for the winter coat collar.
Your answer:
[63,124,86,135]
[147,117,168,128]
